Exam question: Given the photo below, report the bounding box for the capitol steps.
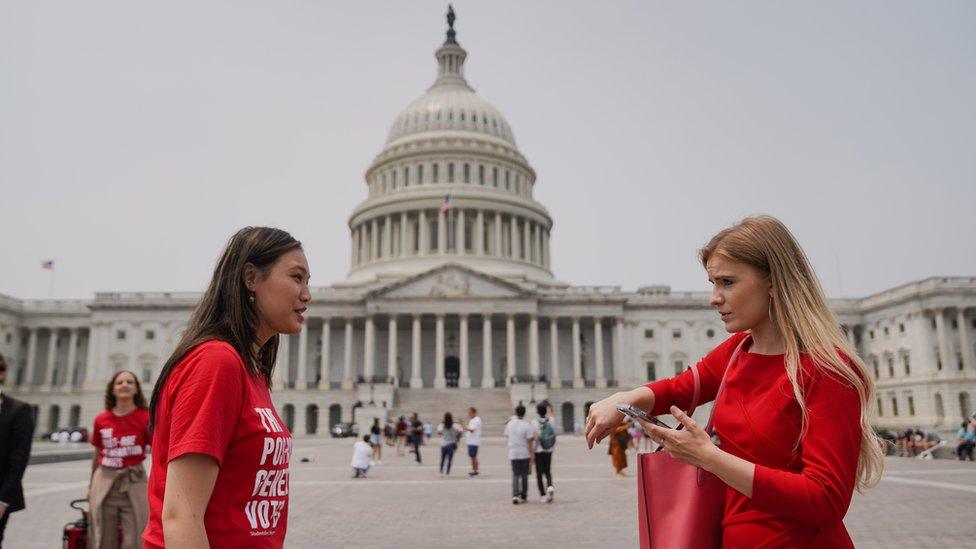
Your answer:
[390,388,516,436]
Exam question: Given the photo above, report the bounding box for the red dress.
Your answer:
[646,332,861,548]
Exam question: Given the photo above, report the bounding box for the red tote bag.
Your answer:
[636,337,747,549]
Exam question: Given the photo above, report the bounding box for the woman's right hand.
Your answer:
[585,387,655,449]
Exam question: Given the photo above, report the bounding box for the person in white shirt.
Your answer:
[461,407,483,477]
[350,435,373,478]
[436,413,463,477]
[503,404,535,504]
[533,401,556,503]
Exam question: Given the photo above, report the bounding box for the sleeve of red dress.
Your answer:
[643,332,746,416]
[751,370,862,529]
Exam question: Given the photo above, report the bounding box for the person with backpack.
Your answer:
[533,402,556,503]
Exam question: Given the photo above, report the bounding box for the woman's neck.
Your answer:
[749,317,786,355]
[114,397,136,415]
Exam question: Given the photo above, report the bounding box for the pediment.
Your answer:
[369,264,525,299]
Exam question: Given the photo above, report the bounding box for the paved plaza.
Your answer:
[7,436,976,548]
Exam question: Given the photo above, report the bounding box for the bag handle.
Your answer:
[703,335,750,436]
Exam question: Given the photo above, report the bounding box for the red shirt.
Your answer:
[143,340,292,549]
[647,332,861,548]
[91,408,151,468]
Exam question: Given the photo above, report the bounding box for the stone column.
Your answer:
[81,326,100,390]
[24,328,38,388]
[959,309,973,371]
[572,317,584,388]
[482,314,494,388]
[384,215,393,258]
[935,309,950,371]
[411,314,423,388]
[64,328,79,390]
[529,314,540,379]
[494,212,502,257]
[475,210,485,255]
[845,325,857,352]
[370,218,379,260]
[363,315,375,379]
[549,317,561,388]
[400,212,409,256]
[506,315,516,385]
[456,210,466,254]
[436,210,446,254]
[434,314,446,388]
[296,322,308,390]
[535,223,543,265]
[419,211,428,255]
[543,228,550,268]
[522,219,531,261]
[44,328,59,390]
[274,333,289,390]
[388,316,398,384]
[342,318,354,389]
[319,318,331,389]
[358,226,366,265]
[594,318,607,388]
[459,315,471,388]
[613,317,624,384]
[510,216,520,259]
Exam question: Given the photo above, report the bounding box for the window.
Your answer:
[4,333,10,344]
[505,170,510,189]
[145,330,155,340]
[931,318,937,330]
[869,330,874,340]
[116,330,126,340]
[899,323,905,333]
[891,397,899,417]
[391,170,397,188]
[952,319,959,329]
[958,352,964,371]
[492,167,498,186]
[936,347,943,371]
[460,111,466,121]
[673,360,684,376]
[876,398,883,416]
[972,319,976,329]
[432,164,438,183]
[417,164,424,185]
[886,357,894,378]
[463,164,470,183]
[883,327,889,336]
[448,110,454,121]
[908,395,915,416]
[430,220,439,250]
[871,357,879,379]
[903,354,911,375]
[672,329,681,339]
[646,362,656,380]
[142,362,153,383]
[436,110,442,121]
[448,163,454,183]
[404,166,410,186]
[706,329,715,338]
[644,329,654,339]
[478,164,485,185]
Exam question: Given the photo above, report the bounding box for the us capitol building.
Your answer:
[3,11,975,437]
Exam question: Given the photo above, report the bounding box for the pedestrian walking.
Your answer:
[608,418,632,477]
[395,416,407,456]
[533,402,557,502]
[409,413,423,464]
[503,404,535,504]
[370,418,383,465]
[437,413,462,477]
[461,407,482,477]
[88,370,150,549]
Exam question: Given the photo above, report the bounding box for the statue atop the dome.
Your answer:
[444,4,458,45]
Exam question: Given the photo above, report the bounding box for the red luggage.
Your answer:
[62,499,89,549]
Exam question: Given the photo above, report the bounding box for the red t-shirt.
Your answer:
[647,332,862,548]
[143,340,292,549]
[91,408,151,468]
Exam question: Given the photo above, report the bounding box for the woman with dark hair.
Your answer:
[436,412,462,477]
[89,370,150,549]
[142,227,309,549]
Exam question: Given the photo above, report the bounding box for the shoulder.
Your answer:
[703,332,750,364]
[177,340,248,379]
[93,410,113,424]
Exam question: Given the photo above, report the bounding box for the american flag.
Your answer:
[438,194,452,214]
[41,260,54,270]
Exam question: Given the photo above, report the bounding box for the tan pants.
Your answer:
[92,475,141,549]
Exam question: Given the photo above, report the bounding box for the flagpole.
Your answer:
[50,261,56,298]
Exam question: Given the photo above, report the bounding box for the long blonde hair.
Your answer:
[700,215,883,491]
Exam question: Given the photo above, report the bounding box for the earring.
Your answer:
[249,293,255,303]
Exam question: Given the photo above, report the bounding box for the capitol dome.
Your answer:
[345,6,554,285]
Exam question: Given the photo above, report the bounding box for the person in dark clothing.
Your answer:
[409,413,423,464]
[0,352,35,547]
[533,402,556,503]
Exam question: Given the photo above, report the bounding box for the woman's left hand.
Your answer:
[636,405,720,469]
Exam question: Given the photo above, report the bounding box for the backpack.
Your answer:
[538,419,557,450]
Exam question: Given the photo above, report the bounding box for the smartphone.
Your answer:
[615,404,672,429]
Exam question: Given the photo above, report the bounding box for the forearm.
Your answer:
[621,386,656,412]
[703,447,755,498]
[163,514,210,548]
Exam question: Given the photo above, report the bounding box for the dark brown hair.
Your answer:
[105,370,148,410]
[149,227,302,430]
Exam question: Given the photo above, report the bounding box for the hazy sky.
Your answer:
[2,1,974,300]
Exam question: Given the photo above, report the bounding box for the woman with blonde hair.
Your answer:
[586,215,883,547]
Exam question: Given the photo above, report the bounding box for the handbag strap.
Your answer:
[703,334,750,436]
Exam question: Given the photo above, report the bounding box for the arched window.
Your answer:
[49,404,61,432]
[561,402,575,434]
[478,165,485,185]
[960,392,972,420]
[306,404,319,435]
[282,404,295,433]
[328,404,342,429]
[69,405,81,427]
[463,163,470,183]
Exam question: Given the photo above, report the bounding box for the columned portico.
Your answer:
[459,314,471,388]
[549,317,561,388]
[594,317,606,388]
[411,314,423,388]
[572,317,584,388]
[434,314,446,388]
[506,315,516,385]
[482,314,494,388]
